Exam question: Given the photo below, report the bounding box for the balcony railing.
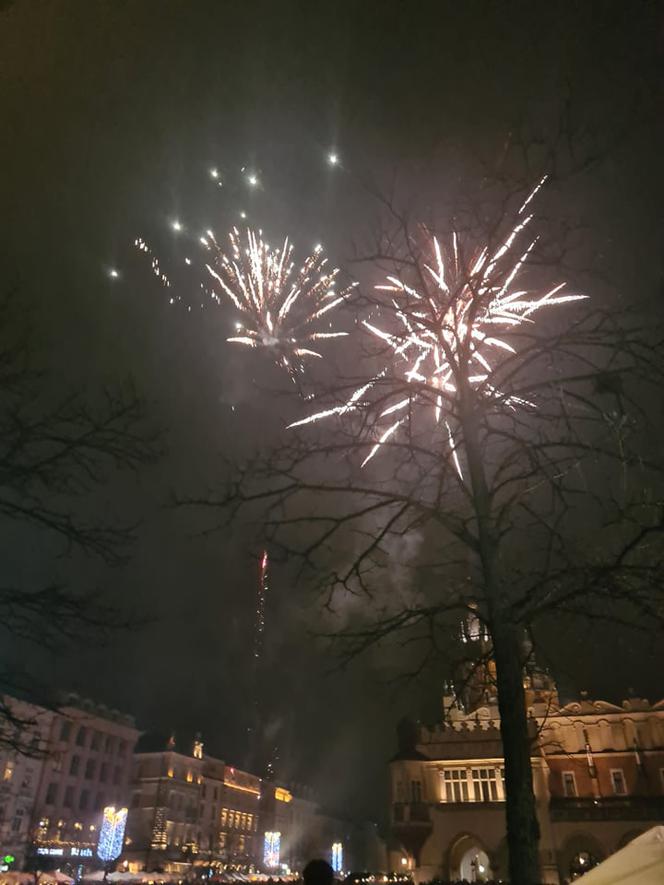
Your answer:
[550,796,664,822]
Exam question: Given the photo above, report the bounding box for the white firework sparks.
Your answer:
[290,177,586,471]
[206,228,353,374]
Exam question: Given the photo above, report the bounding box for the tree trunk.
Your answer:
[460,395,541,884]
[492,616,541,885]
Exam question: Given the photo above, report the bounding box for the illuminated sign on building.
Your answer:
[97,806,128,863]
[264,831,281,868]
[37,847,94,858]
[332,842,343,873]
[274,787,292,803]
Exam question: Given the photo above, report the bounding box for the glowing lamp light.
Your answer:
[332,842,343,874]
[263,832,280,868]
[240,212,247,220]
[246,173,259,187]
[210,168,219,179]
[171,220,183,232]
[327,152,339,166]
[108,269,119,279]
[97,806,128,863]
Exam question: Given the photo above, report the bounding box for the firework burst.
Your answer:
[205,228,353,376]
[290,177,586,471]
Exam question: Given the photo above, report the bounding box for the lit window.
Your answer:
[3,761,14,782]
[186,771,193,783]
[562,772,577,797]
[471,768,499,801]
[220,808,227,827]
[610,769,627,795]
[167,767,174,778]
[442,769,469,803]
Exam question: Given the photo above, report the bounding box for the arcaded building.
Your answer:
[388,679,664,883]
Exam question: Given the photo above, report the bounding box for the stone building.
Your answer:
[126,737,260,873]
[0,698,55,867]
[0,693,139,873]
[387,680,664,883]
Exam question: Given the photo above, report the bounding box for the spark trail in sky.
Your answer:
[254,549,269,664]
[206,228,353,376]
[289,177,586,472]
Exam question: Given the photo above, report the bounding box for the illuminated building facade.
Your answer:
[388,685,664,883]
[0,698,55,867]
[0,694,138,874]
[126,738,260,873]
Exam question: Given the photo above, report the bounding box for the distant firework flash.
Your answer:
[206,228,353,377]
[290,177,586,472]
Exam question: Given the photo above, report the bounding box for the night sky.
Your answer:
[1,0,664,822]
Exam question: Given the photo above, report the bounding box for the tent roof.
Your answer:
[577,827,664,885]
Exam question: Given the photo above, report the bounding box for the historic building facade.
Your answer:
[126,738,260,873]
[388,683,664,883]
[0,694,139,872]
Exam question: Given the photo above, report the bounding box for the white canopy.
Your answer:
[0,875,74,885]
[578,826,664,885]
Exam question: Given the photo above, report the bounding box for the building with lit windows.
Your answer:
[0,698,55,867]
[126,738,260,873]
[388,683,664,883]
[0,693,139,874]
